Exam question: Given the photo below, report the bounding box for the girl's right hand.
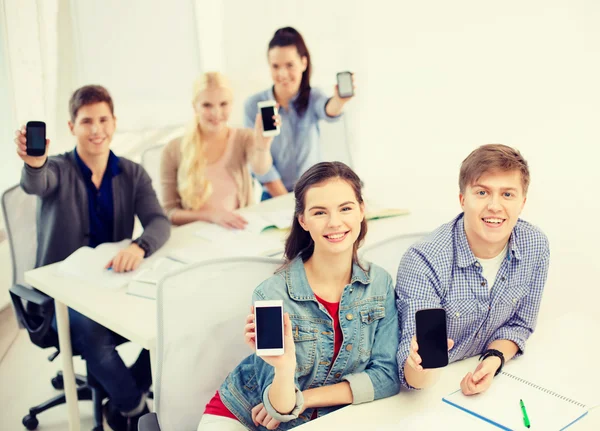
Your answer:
[14,125,50,168]
[244,306,297,373]
[206,208,248,229]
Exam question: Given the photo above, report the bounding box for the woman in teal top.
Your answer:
[244,27,356,199]
[198,162,400,430]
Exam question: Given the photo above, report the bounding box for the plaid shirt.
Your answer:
[395,213,550,389]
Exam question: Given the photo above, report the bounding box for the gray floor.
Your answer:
[0,329,144,431]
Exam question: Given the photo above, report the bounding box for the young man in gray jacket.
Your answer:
[14,85,171,431]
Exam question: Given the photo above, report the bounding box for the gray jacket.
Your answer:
[20,150,171,267]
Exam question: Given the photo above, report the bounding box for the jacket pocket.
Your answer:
[292,321,318,375]
[358,305,386,360]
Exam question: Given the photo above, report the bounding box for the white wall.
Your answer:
[357,0,600,216]
[70,0,202,131]
[356,0,600,318]
[0,2,19,196]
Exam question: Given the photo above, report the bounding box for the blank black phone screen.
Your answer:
[27,123,46,150]
[415,308,449,368]
[256,306,283,349]
[260,106,277,131]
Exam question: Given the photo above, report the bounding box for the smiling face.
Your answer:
[268,45,307,99]
[193,86,233,135]
[460,169,527,258]
[298,179,365,258]
[68,102,115,158]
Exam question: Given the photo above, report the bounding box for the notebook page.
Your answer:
[443,373,588,430]
[56,239,135,289]
[502,312,600,409]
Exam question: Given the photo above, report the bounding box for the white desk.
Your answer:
[23,193,435,430]
[22,193,293,430]
[296,312,600,430]
[23,190,455,431]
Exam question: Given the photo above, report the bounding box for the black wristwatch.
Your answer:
[479,349,505,376]
[132,238,150,257]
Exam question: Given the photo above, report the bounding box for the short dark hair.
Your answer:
[68,85,114,122]
[284,162,367,267]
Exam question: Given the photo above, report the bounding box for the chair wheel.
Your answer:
[51,375,64,390]
[22,414,39,430]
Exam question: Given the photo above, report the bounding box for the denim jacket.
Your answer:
[219,257,400,430]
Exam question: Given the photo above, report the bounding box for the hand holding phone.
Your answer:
[257,101,280,137]
[14,122,49,168]
[254,111,281,151]
[336,71,355,99]
[247,302,296,372]
[414,308,451,369]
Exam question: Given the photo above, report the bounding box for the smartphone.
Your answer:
[257,101,280,137]
[26,121,46,157]
[415,308,449,369]
[336,71,354,98]
[254,300,284,356]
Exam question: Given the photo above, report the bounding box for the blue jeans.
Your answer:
[52,308,144,413]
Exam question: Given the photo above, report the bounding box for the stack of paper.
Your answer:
[127,257,187,299]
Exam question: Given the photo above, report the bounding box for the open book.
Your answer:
[195,210,292,239]
[56,239,136,289]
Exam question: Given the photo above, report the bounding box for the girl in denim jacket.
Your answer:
[198,162,400,430]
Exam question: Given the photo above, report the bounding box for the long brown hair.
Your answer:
[284,162,368,264]
[268,27,312,116]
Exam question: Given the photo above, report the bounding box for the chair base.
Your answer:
[22,371,105,431]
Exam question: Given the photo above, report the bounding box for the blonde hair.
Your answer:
[178,72,232,210]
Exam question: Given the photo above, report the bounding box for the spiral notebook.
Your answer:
[442,371,589,430]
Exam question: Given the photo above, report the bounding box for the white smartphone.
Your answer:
[254,299,284,356]
[257,100,280,137]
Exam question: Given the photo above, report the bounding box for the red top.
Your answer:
[203,295,343,422]
[311,294,342,420]
[314,294,342,360]
[203,391,237,420]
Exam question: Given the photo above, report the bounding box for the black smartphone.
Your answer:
[26,121,46,157]
[336,71,354,98]
[415,308,449,369]
[257,101,280,137]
